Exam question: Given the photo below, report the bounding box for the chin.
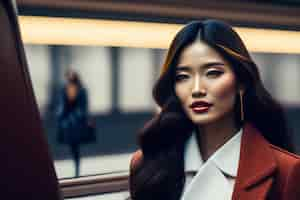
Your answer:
[191,118,215,125]
[188,110,234,126]
[188,114,217,125]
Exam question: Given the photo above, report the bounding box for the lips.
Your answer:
[189,101,212,113]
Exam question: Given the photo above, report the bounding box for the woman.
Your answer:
[129,20,300,200]
[57,70,89,177]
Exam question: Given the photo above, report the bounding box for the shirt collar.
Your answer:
[184,133,203,173]
[184,128,243,177]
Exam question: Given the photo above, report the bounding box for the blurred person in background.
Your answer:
[56,69,90,177]
[129,20,300,200]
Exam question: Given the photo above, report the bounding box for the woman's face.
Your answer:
[174,40,239,125]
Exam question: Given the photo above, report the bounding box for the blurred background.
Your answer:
[15,0,300,199]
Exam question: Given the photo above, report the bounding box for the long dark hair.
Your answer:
[63,70,84,106]
[65,70,82,88]
[129,19,294,200]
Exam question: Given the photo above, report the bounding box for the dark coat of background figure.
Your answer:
[57,86,89,145]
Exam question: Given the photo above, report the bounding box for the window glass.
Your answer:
[68,46,112,113]
[119,47,155,112]
[25,45,51,114]
[24,44,164,179]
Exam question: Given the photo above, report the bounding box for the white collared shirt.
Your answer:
[181,128,243,200]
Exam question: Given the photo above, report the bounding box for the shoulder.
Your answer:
[129,150,143,172]
[269,144,300,199]
[268,143,300,176]
[58,87,67,97]
[269,144,300,168]
[78,87,87,96]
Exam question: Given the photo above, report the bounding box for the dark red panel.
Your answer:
[0,1,60,199]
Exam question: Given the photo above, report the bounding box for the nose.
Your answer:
[192,75,206,98]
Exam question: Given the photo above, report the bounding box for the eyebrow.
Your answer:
[176,62,225,72]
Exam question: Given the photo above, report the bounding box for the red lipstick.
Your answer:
[189,101,212,113]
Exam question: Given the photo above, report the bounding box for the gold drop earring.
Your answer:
[239,90,244,122]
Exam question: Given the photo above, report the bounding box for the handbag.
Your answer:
[80,118,97,144]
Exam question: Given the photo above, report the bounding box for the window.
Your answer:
[24,44,165,179]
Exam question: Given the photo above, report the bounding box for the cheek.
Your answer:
[210,74,237,103]
[175,84,191,104]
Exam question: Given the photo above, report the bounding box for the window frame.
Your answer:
[59,171,129,198]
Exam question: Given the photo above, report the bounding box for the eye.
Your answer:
[175,74,189,82]
[206,70,223,78]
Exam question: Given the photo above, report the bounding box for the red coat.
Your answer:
[129,123,300,200]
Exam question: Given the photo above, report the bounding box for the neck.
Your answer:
[196,114,239,162]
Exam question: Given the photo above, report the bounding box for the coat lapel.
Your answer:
[232,123,277,200]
